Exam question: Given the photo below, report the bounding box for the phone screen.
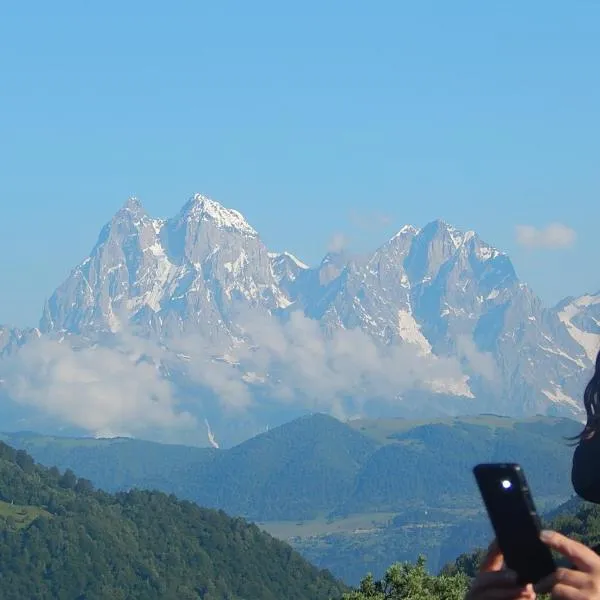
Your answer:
[473,463,556,584]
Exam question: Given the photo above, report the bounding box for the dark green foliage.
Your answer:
[3,413,378,521]
[0,433,217,494]
[550,501,600,550]
[347,498,600,599]
[342,420,578,514]
[0,414,581,585]
[343,556,468,599]
[1,415,579,522]
[442,497,600,578]
[0,441,345,599]
[187,413,378,520]
[440,548,486,578]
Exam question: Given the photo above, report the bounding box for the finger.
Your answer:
[540,530,600,573]
[534,567,589,594]
[469,570,519,592]
[479,539,503,573]
[547,582,589,600]
[468,586,535,599]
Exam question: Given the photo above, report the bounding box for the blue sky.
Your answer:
[1,1,598,327]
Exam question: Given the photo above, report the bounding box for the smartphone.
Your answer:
[473,463,556,585]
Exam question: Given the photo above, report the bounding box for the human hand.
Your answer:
[535,530,600,599]
[466,540,536,599]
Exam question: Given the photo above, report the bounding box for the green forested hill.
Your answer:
[2,413,379,521]
[342,499,600,599]
[442,496,600,581]
[340,416,577,514]
[1,414,580,520]
[0,413,581,585]
[0,441,345,600]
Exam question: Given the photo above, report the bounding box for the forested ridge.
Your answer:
[0,419,594,599]
[2,414,579,521]
[0,441,345,600]
[1,415,581,585]
[343,498,600,599]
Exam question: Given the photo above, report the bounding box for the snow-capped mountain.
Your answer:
[554,294,600,364]
[40,195,288,341]
[0,326,40,358]
[0,193,598,445]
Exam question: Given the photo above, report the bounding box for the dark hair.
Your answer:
[574,349,600,441]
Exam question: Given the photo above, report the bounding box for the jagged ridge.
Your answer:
[1,193,598,444]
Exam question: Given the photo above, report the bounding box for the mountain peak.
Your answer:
[269,251,309,270]
[393,224,420,238]
[180,193,258,237]
[421,220,488,252]
[112,196,147,221]
[123,196,143,211]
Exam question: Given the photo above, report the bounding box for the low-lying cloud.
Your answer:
[0,310,497,440]
[0,335,195,439]
[455,335,498,382]
[234,310,468,413]
[515,223,576,249]
[327,232,349,253]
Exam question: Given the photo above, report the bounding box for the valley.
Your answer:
[2,412,581,584]
[2,7,599,597]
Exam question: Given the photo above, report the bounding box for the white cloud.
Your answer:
[232,309,471,416]
[515,223,576,249]
[327,232,349,253]
[455,335,498,382]
[0,335,195,438]
[0,310,485,438]
[168,333,254,411]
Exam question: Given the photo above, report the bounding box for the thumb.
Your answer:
[479,539,504,572]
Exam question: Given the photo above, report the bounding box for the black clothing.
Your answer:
[572,433,600,503]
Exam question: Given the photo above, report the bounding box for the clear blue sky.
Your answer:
[1,1,598,327]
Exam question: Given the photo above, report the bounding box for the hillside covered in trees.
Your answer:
[2,414,580,584]
[344,498,600,599]
[2,414,580,521]
[0,441,345,599]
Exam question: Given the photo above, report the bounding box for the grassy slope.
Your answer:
[0,500,50,528]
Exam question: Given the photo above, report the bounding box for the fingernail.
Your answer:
[540,530,553,542]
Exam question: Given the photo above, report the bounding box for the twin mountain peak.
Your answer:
[2,193,600,430]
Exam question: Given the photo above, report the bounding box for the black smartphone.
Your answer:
[473,463,556,585]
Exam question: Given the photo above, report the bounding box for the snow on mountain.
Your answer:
[1,193,598,444]
[0,326,41,358]
[40,194,289,341]
[555,293,600,362]
[179,193,258,237]
[269,251,309,300]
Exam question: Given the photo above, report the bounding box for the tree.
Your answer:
[343,556,468,600]
[59,468,77,490]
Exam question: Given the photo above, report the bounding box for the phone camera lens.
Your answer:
[501,479,512,490]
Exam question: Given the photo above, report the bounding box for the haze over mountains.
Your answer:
[0,193,598,446]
